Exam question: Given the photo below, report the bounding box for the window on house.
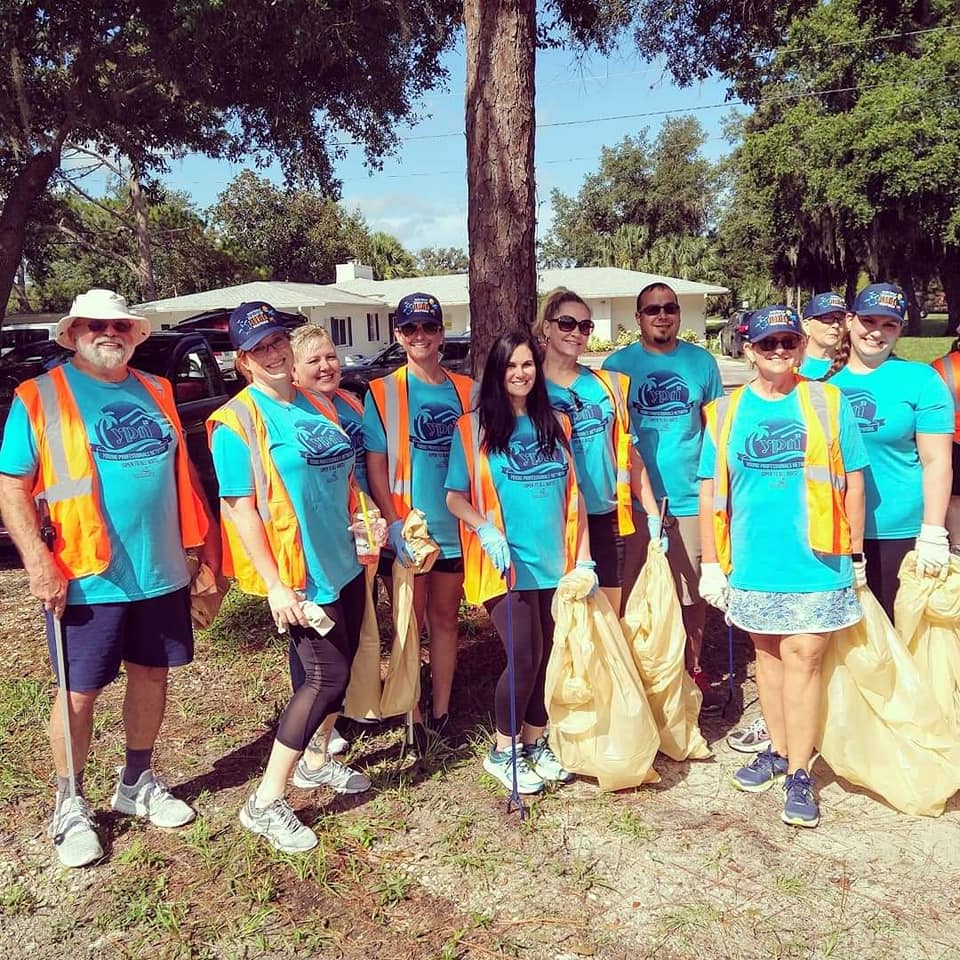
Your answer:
[366,312,380,342]
[330,316,353,347]
[388,312,396,343]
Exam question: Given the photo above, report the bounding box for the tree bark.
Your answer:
[0,150,61,325]
[464,0,537,377]
[128,165,158,302]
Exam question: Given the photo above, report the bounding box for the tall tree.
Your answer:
[414,246,469,275]
[0,0,461,323]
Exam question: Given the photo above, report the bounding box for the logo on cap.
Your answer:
[863,288,905,312]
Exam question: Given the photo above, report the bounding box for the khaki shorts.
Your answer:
[622,507,703,607]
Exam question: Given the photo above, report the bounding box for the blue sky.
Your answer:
[154,36,738,252]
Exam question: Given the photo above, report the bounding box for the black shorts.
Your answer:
[952,442,960,496]
[376,552,464,577]
[587,511,625,588]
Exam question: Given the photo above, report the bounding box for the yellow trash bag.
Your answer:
[343,564,383,721]
[379,510,440,718]
[621,540,711,761]
[817,586,960,816]
[894,552,960,734]
[545,567,661,791]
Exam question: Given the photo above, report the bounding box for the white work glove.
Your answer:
[852,556,867,588]
[915,524,950,578]
[698,562,729,612]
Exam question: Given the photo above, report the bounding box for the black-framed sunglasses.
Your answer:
[639,302,681,316]
[752,334,802,352]
[80,319,135,334]
[550,315,594,335]
[396,320,443,337]
[568,389,584,411]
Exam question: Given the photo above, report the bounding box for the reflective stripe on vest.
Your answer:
[705,379,851,574]
[590,368,636,536]
[369,367,475,519]
[932,353,960,441]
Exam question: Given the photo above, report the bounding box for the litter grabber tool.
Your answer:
[38,499,77,801]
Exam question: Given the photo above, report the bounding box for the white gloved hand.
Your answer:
[915,524,950,578]
[852,557,867,588]
[698,561,729,611]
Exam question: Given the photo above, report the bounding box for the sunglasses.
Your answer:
[80,319,135,334]
[396,320,443,337]
[752,335,802,352]
[568,389,584,411]
[550,315,595,335]
[639,303,681,316]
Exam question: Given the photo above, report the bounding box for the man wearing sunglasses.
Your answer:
[0,288,219,867]
[602,281,723,708]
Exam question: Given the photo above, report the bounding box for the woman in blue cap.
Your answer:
[698,305,867,828]
[822,283,954,617]
[798,292,848,379]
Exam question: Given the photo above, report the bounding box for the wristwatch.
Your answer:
[851,552,864,562]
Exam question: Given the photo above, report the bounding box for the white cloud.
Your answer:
[343,192,468,251]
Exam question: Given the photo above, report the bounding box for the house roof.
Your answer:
[135,281,383,313]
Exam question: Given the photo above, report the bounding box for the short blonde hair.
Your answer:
[290,323,335,361]
[536,287,590,340]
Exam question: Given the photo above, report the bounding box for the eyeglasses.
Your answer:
[568,389,584,411]
[639,303,681,317]
[752,335,802,352]
[79,319,134,334]
[248,333,291,357]
[550,315,595,335]
[811,313,845,325]
[396,320,443,337]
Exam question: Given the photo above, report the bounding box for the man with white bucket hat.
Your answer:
[0,288,219,867]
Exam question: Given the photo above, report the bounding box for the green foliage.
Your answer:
[414,246,469,275]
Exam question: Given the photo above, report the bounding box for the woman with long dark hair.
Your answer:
[445,329,594,795]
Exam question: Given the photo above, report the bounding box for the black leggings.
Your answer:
[277,572,366,751]
[485,589,555,736]
[863,537,913,621]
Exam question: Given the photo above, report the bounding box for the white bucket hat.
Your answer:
[56,289,151,349]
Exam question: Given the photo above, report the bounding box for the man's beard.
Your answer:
[75,339,133,371]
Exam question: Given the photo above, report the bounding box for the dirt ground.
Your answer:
[1,555,959,960]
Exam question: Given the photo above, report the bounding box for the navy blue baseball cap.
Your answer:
[746,305,803,342]
[802,292,848,320]
[395,292,443,326]
[852,283,907,322]
[229,302,289,351]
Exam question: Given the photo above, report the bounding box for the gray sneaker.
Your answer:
[49,793,103,868]
[239,794,318,853]
[111,767,196,827]
[292,757,371,794]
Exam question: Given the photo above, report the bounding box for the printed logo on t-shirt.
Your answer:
[840,389,885,433]
[410,402,459,453]
[93,403,173,462]
[555,392,608,440]
[501,440,568,483]
[295,418,354,467]
[632,371,695,418]
[340,417,364,455]
[737,419,806,470]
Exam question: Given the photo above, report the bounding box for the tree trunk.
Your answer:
[942,247,960,337]
[129,165,158,302]
[464,0,537,377]
[13,259,31,313]
[901,268,923,336]
[0,150,61,325]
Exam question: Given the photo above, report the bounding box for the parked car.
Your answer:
[0,320,59,357]
[0,331,229,548]
[338,335,471,396]
[718,310,752,359]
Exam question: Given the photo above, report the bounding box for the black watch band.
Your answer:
[851,552,865,562]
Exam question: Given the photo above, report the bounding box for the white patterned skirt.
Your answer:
[728,586,862,635]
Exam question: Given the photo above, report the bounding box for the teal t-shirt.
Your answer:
[697,386,868,592]
[798,355,832,379]
[445,415,571,590]
[0,364,189,604]
[603,341,722,516]
[362,373,469,558]
[546,368,618,515]
[333,393,368,495]
[829,359,954,538]
[211,387,361,603]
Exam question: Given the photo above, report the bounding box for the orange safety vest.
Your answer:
[589,368,636,536]
[367,367,475,519]
[455,410,580,605]
[931,352,960,441]
[703,378,851,575]
[15,365,208,580]
[206,387,309,596]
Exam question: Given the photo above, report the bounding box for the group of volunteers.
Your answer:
[0,274,954,867]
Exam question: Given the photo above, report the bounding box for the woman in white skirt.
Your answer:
[697,306,867,828]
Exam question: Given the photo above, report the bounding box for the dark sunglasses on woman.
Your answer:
[550,315,595,335]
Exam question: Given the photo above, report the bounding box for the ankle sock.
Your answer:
[122,748,153,786]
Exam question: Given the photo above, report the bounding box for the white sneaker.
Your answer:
[111,767,196,827]
[726,716,771,754]
[482,747,545,795]
[328,726,349,756]
[292,757,371,794]
[522,737,574,783]
[239,794,317,853]
[49,793,103,868]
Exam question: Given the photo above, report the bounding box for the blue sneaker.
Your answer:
[731,747,788,793]
[781,769,820,828]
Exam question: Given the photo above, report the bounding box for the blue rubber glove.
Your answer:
[387,519,415,568]
[477,522,511,574]
[647,514,669,553]
[576,559,599,597]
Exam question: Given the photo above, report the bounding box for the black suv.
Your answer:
[0,331,229,547]
[339,335,471,396]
